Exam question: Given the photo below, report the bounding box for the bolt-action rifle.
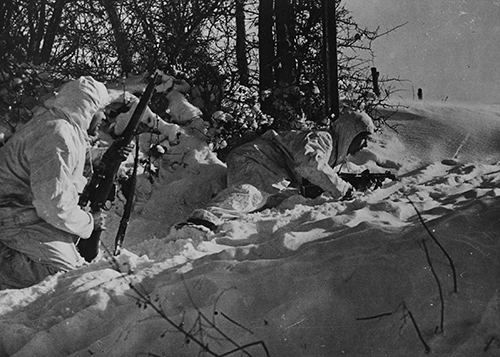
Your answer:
[77,73,159,262]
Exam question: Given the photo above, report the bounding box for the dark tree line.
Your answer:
[0,0,398,147]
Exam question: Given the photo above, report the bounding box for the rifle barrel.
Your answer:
[77,73,159,262]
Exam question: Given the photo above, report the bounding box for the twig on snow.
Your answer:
[402,302,431,354]
[484,336,500,352]
[420,238,445,334]
[356,302,431,354]
[406,196,458,293]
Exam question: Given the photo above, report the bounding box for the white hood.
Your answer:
[44,76,110,132]
[329,110,375,167]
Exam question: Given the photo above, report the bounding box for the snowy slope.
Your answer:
[0,100,499,357]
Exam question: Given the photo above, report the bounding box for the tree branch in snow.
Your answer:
[181,276,269,357]
[484,336,500,352]
[356,301,431,354]
[355,311,395,321]
[100,243,270,357]
[420,237,445,334]
[401,302,431,354]
[406,196,458,293]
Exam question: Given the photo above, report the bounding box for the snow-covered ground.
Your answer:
[1,99,499,357]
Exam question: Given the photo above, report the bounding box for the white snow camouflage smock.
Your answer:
[111,91,181,142]
[0,77,110,287]
[190,111,375,225]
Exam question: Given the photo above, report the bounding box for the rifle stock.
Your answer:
[113,137,140,256]
[77,73,159,262]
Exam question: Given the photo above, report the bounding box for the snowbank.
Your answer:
[1,99,499,357]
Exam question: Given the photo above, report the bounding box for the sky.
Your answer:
[345,0,500,104]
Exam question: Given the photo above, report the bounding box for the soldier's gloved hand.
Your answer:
[118,143,135,160]
[102,140,135,162]
[92,211,107,231]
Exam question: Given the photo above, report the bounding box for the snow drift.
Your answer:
[0,99,499,357]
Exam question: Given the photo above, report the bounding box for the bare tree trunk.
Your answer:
[258,0,274,91]
[27,2,38,59]
[0,2,5,33]
[275,0,295,85]
[100,0,133,75]
[28,0,47,62]
[35,1,47,58]
[0,1,12,33]
[131,1,157,70]
[235,0,249,86]
[322,0,339,118]
[39,0,67,64]
[371,67,380,97]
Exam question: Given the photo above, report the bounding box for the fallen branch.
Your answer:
[100,244,270,357]
[355,311,394,321]
[356,302,431,354]
[402,302,431,354]
[218,311,255,335]
[181,277,255,357]
[484,336,500,352]
[406,196,458,293]
[420,238,445,334]
[219,341,271,357]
